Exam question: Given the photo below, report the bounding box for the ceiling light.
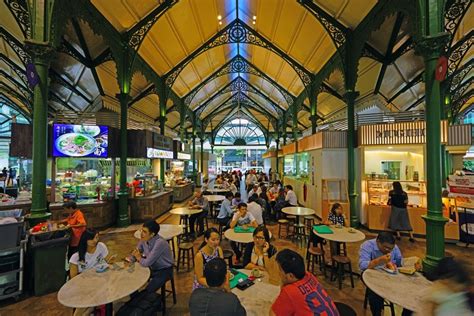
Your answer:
[219,21,223,25]
[252,21,256,25]
[253,15,257,20]
[217,15,222,20]
[388,146,393,149]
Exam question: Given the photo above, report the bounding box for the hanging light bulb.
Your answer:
[219,21,223,25]
[253,15,257,20]
[217,15,222,20]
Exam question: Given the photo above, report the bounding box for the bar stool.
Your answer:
[277,219,290,238]
[177,242,195,272]
[304,216,315,236]
[330,255,354,290]
[306,236,326,276]
[160,275,177,315]
[167,238,177,259]
[223,249,234,268]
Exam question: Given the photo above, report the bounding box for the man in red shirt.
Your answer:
[59,201,87,259]
[271,249,339,316]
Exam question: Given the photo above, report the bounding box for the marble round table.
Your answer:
[313,225,365,243]
[133,224,182,240]
[57,262,150,315]
[170,207,203,240]
[362,268,432,312]
[209,188,229,194]
[282,207,315,238]
[224,228,272,243]
[206,195,225,202]
[232,269,280,316]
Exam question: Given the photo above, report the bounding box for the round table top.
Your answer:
[206,195,225,202]
[209,188,229,193]
[282,207,315,216]
[362,268,432,312]
[313,226,365,243]
[57,262,150,308]
[232,269,280,316]
[134,224,182,240]
[224,228,272,243]
[169,207,203,216]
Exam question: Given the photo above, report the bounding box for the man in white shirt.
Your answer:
[284,185,298,206]
[229,203,258,262]
[247,184,259,200]
[246,194,264,225]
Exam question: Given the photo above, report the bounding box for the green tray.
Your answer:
[234,226,256,233]
[313,225,333,234]
[229,269,248,289]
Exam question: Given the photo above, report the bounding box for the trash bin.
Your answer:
[27,230,70,296]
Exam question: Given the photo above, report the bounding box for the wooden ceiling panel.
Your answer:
[326,69,345,95]
[197,92,232,114]
[130,72,150,98]
[356,58,382,96]
[132,94,160,119]
[317,93,345,117]
[91,0,158,32]
[96,61,120,96]
[192,75,233,108]
[453,5,473,43]
[0,1,24,40]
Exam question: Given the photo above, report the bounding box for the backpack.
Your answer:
[116,291,162,316]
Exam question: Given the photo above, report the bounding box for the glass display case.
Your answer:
[366,180,427,208]
[171,160,185,179]
[55,158,113,202]
[284,155,295,176]
[132,173,162,197]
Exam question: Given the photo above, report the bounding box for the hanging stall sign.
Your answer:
[359,121,449,145]
[177,152,191,160]
[146,148,173,159]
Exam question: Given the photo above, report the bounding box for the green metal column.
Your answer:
[441,145,447,187]
[117,92,130,227]
[200,138,204,174]
[416,0,450,271]
[159,116,166,181]
[192,135,197,182]
[26,42,54,222]
[345,90,359,227]
[275,139,280,174]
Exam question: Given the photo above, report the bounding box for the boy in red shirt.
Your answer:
[271,249,339,316]
[59,201,87,259]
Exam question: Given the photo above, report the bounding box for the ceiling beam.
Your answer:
[374,12,404,94]
[71,18,105,95]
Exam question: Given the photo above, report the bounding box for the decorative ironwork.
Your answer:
[447,30,473,76]
[165,19,312,89]
[4,0,30,38]
[301,0,348,48]
[0,27,30,65]
[127,0,177,51]
[449,60,473,93]
[57,39,91,66]
[444,0,471,47]
[0,52,27,85]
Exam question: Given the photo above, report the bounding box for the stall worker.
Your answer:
[59,201,87,260]
[132,221,174,293]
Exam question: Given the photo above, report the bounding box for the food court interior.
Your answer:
[0,0,473,315]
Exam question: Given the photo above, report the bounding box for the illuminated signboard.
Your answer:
[177,152,191,160]
[146,148,173,159]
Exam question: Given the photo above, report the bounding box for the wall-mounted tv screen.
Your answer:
[52,124,108,158]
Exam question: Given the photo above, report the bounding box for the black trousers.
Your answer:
[189,210,208,234]
[217,216,231,228]
[146,266,174,293]
[231,241,242,259]
[367,289,413,316]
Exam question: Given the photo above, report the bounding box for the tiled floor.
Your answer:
[1,187,473,315]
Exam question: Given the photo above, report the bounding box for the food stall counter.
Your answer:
[128,190,173,221]
[170,182,194,202]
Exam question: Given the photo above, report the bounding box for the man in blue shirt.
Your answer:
[217,191,234,227]
[359,232,404,316]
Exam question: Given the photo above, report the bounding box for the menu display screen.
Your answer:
[52,124,108,158]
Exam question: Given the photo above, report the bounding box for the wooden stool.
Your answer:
[330,255,354,289]
[223,249,234,268]
[334,302,356,316]
[177,243,195,272]
[218,222,226,237]
[277,219,290,238]
[167,238,176,259]
[306,237,326,277]
[160,274,177,315]
[304,216,315,236]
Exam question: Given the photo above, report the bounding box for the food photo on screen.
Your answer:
[52,124,108,157]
